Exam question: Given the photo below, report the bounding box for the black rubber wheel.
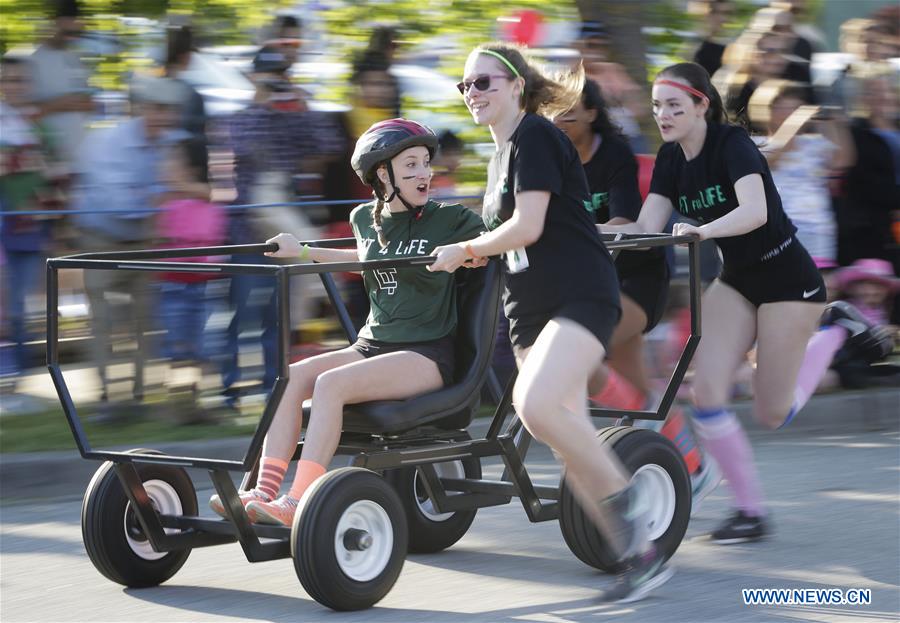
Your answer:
[291,467,408,611]
[558,426,691,573]
[81,449,197,587]
[383,435,481,553]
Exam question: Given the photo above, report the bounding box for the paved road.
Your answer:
[2,426,898,623]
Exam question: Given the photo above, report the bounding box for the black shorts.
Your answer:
[508,297,622,357]
[618,258,670,333]
[719,237,827,307]
[351,335,456,386]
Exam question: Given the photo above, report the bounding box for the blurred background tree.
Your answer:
[1,0,293,53]
[1,0,294,90]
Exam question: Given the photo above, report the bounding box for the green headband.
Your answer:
[479,49,521,78]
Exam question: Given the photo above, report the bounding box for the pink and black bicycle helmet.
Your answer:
[351,118,438,186]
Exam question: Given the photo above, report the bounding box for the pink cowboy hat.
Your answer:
[835,259,900,292]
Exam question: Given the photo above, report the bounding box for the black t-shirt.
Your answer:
[482,113,618,320]
[649,122,797,268]
[583,133,664,272]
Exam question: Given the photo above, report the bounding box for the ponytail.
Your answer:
[656,62,728,125]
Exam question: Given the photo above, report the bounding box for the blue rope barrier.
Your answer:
[0,195,484,217]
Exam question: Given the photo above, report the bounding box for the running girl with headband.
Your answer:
[208,119,485,526]
[430,43,673,602]
[602,62,836,543]
[553,79,721,513]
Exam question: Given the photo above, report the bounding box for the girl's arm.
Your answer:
[429,190,549,272]
[599,193,674,235]
[687,173,767,240]
[468,190,548,256]
[307,247,361,263]
[265,232,359,262]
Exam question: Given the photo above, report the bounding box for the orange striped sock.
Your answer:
[660,407,701,474]
[255,457,288,501]
[590,369,645,411]
[287,460,327,501]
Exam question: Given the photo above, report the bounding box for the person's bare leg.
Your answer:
[690,281,767,519]
[246,351,444,525]
[753,301,825,429]
[513,320,631,540]
[300,351,444,467]
[515,326,674,601]
[588,294,647,396]
[691,282,758,410]
[261,347,364,463]
[209,347,364,516]
[608,333,650,397]
[606,296,651,395]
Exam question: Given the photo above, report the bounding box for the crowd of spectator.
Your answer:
[1,0,897,416]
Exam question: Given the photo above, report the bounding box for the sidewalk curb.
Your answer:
[1,389,897,504]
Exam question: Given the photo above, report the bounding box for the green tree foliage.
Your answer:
[0,0,292,55]
[1,0,294,91]
[321,0,578,70]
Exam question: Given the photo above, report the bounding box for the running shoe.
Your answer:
[821,301,893,363]
[246,495,299,526]
[690,457,722,517]
[710,510,769,544]
[209,489,269,519]
[598,544,675,604]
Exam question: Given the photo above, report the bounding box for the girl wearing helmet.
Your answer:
[209,118,485,526]
[429,43,673,603]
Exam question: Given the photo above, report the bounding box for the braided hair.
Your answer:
[370,173,390,248]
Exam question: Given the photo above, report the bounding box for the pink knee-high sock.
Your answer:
[693,408,765,517]
[786,326,848,424]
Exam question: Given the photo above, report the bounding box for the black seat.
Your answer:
[302,260,502,435]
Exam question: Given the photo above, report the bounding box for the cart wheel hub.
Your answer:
[123,479,184,561]
[631,463,676,542]
[343,528,373,551]
[334,500,393,582]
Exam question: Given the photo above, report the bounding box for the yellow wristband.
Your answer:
[299,244,310,260]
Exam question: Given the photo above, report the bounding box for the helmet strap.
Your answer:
[385,163,422,214]
[373,165,397,203]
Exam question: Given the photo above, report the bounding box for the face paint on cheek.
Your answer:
[400,175,416,180]
[673,111,685,116]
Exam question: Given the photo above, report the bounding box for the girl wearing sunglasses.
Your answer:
[430,43,673,604]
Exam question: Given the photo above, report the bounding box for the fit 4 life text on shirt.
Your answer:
[360,237,432,256]
[678,184,727,217]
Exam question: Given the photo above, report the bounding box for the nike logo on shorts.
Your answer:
[802,287,821,299]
